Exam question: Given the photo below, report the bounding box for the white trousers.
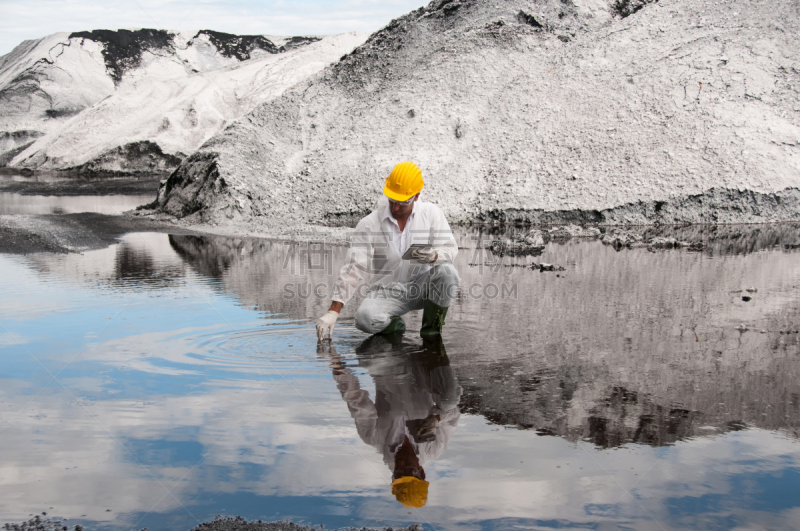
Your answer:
[355,263,461,334]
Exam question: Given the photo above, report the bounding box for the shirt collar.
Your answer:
[382,200,417,226]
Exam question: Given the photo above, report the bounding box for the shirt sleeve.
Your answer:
[331,368,383,448]
[331,220,371,304]
[432,207,458,264]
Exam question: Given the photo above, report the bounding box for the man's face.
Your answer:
[389,194,418,220]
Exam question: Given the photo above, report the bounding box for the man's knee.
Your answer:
[355,303,392,334]
[427,264,460,306]
[434,263,460,287]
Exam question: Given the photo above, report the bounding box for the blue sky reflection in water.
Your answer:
[1,228,800,530]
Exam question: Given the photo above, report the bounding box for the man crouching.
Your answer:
[316,161,460,340]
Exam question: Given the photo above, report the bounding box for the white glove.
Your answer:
[316,310,338,341]
[411,247,437,264]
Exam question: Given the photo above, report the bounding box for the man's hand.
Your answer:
[316,310,339,341]
[411,247,437,264]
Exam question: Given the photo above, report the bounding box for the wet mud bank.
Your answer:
[0,171,163,196]
[0,177,162,196]
[0,171,170,253]
[191,517,421,531]
[484,221,800,256]
[0,213,198,254]
[1,514,421,531]
[476,187,800,226]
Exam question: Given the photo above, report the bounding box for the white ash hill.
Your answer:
[156,0,800,228]
[0,29,367,173]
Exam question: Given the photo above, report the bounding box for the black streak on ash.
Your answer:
[69,29,174,84]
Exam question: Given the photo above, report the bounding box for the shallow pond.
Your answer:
[1,224,800,531]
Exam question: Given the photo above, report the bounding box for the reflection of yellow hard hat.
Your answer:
[384,162,424,202]
[391,476,429,508]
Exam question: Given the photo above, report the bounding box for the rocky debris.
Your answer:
[547,224,601,240]
[636,222,800,256]
[482,188,800,226]
[65,140,183,174]
[152,0,800,233]
[468,260,566,272]
[645,236,682,249]
[645,236,704,251]
[612,0,659,18]
[190,516,423,531]
[600,227,644,249]
[534,262,565,272]
[601,227,704,252]
[2,514,84,531]
[489,229,545,256]
[517,10,546,30]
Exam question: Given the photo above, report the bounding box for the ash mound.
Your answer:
[156,0,800,228]
[0,29,367,174]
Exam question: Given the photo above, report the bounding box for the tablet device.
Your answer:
[402,244,432,260]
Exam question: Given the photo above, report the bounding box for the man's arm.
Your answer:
[316,223,371,340]
[330,223,371,305]
[429,208,458,263]
[324,347,383,448]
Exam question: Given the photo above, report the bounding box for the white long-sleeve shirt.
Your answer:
[331,197,458,304]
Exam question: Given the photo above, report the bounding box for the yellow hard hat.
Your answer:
[384,161,424,202]
[391,476,429,508]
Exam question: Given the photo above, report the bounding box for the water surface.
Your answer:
[1,226,799,530]
[0,192,157,215]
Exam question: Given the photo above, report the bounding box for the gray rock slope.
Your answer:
[157,0,800,227]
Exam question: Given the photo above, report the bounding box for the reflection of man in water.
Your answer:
[322,335,462,508]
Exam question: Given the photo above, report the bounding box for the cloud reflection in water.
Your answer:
[0,228,799,530]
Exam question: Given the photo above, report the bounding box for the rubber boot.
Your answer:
[378,316,406,335]
[420,299,448,339]
[419,336,450,370]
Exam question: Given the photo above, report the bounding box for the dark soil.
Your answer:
[2,515,422,531]
[65,140,182,175]
[0,212,196,254]
[193,30,279,59]
[69,29,174,83]
[478,187,800,226]
[0,172,162,196]
[2,514,83,531]
[279,36,322,52]
[191,517,422,531]
[613,0,659,18]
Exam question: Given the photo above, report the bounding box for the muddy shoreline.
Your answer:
[2,210,799,256]
[1,514,422,531]
[1,170,799,256]
[0,213,202,254]
[0,169,162,196]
